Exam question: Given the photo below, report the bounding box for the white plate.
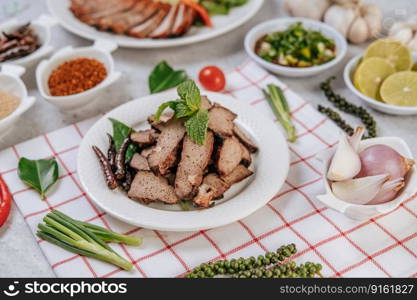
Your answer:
[77,91,289,231]
[47,0,264,48]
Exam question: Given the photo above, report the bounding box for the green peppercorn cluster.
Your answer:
[318,105,354,136]
[320,77,377,138]
[185,243,323,278]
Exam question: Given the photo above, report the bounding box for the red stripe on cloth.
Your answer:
[238,220,269,252]
[154,231,190,273]
[24,194,85,219]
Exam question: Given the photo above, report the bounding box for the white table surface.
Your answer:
[0,0,416,277]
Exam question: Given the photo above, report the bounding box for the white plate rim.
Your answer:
[77,90,289,231]
[47,0,264,48]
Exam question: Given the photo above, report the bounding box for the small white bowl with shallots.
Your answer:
[36,39,121,110]
[0,64,36,137]
[316,137,417,221]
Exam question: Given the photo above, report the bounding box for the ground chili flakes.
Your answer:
[48,58,107,96]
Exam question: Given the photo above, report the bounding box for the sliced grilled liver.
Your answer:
[216,137,243,176]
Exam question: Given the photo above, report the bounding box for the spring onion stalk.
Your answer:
[263,84,297,143]
[36,210,139,271]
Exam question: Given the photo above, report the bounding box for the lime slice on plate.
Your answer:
[354,57,396,100]
[380,71,417,106]
[364,39,412,71]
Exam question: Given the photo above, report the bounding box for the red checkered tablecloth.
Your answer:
[1,60,416,278]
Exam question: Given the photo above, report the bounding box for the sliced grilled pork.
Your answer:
[148,114,173,132]
[148,118,185,175]
[141,146,156,158]
[240,143,252,167]
[193,173,230,208]
[149,5,179,38]
[172,5,195,36]
[201,95,213,110]
[216,137,243,176]
[221,165,253,185]
[70,0,111,17]
[78,0,136,25]
[175,131,214,200]
[130,129,159,147]
[100,0,159,33]
[130,153,150,171]
[128,4,171,38]
[233,125,258,153]
[128,171,178,204]
[208,104,237,137]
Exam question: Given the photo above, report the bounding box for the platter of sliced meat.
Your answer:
[77,90,289,231]
[47,0,264,48]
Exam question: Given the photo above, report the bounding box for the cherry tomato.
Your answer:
[199,66,226,92]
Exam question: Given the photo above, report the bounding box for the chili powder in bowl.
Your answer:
[48,58,107,96]
[36,40,121,110]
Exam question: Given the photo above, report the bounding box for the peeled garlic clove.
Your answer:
[324,4,357,37]
[327,132,361,181]
[367,178,405,205]
[348,126,365,152]
[332,174,390,205]
[284,0,330,20]
[391,27,414,45]
[348,17,369,44]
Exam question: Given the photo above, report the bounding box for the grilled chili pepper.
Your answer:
[107,133,116,171]
[92,146,118,190]
[114,138,130,180]
[0,175,12,227]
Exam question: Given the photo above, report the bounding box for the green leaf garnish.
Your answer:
[148,61,188,94]
[109,118,138,162]
[18,157,59,200]
[177,80,201,112]
[185,109,209,145]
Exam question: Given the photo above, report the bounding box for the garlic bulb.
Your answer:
[389,22,410,37]
[407,34,417,52]
[361,3,382,38]
[324,4,357,37]
[283,0,331,21]
[332,174,389,205]
[348,16,369,44]
[390,27,414,45]
[333,0,362,5]
[327,132,361,181]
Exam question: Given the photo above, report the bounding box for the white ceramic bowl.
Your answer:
[0,14,56,67]
[0,64,36,137]
[344,53,417,115]
[244,18,347,77]
[316,137,417,221]
[36,39,121,110]
[77,90,290,231]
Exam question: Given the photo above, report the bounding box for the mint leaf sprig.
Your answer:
[154,80,209,145]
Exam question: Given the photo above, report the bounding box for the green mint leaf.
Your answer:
[185,109,209,145]
[174,102,194,118]
[18,157,59,200]
[153,101,178,121]
[148,61,188,94]
[109,118,138,162]
[177,80,201,112]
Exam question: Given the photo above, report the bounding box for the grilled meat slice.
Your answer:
[221,165,253,185]
[171,5,195,36]
[175,131,215,200]
[216,137,243,176]
[101,0,159,33]
[70,0,112,17]
[147,114,173,132]
[141,146,156,159]
[130,153,150,171]
[240,143,252,167]
[128,171,178,204]
[233,124,258,153]
[148,118,185,175]
[193,173,230,208]
[78,0,136,25]
[128,4,171,38]
[149,4,179,38]
[208,104,237,137]
[130,129,159,147]
[201,95,213,110]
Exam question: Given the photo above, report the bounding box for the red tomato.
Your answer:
[199,66,226,92]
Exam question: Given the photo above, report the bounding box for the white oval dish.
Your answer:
[36,39,121,110]
[77,90,289,231]
[47,0,264,49]
[344,53,417,115]
[0,14,56,67]
[244,18,347,77]
[316,137,417,221]
[0,64,36,137]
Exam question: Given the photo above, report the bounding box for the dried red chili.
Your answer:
[48,58,107,96]
[0,175,12,227]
